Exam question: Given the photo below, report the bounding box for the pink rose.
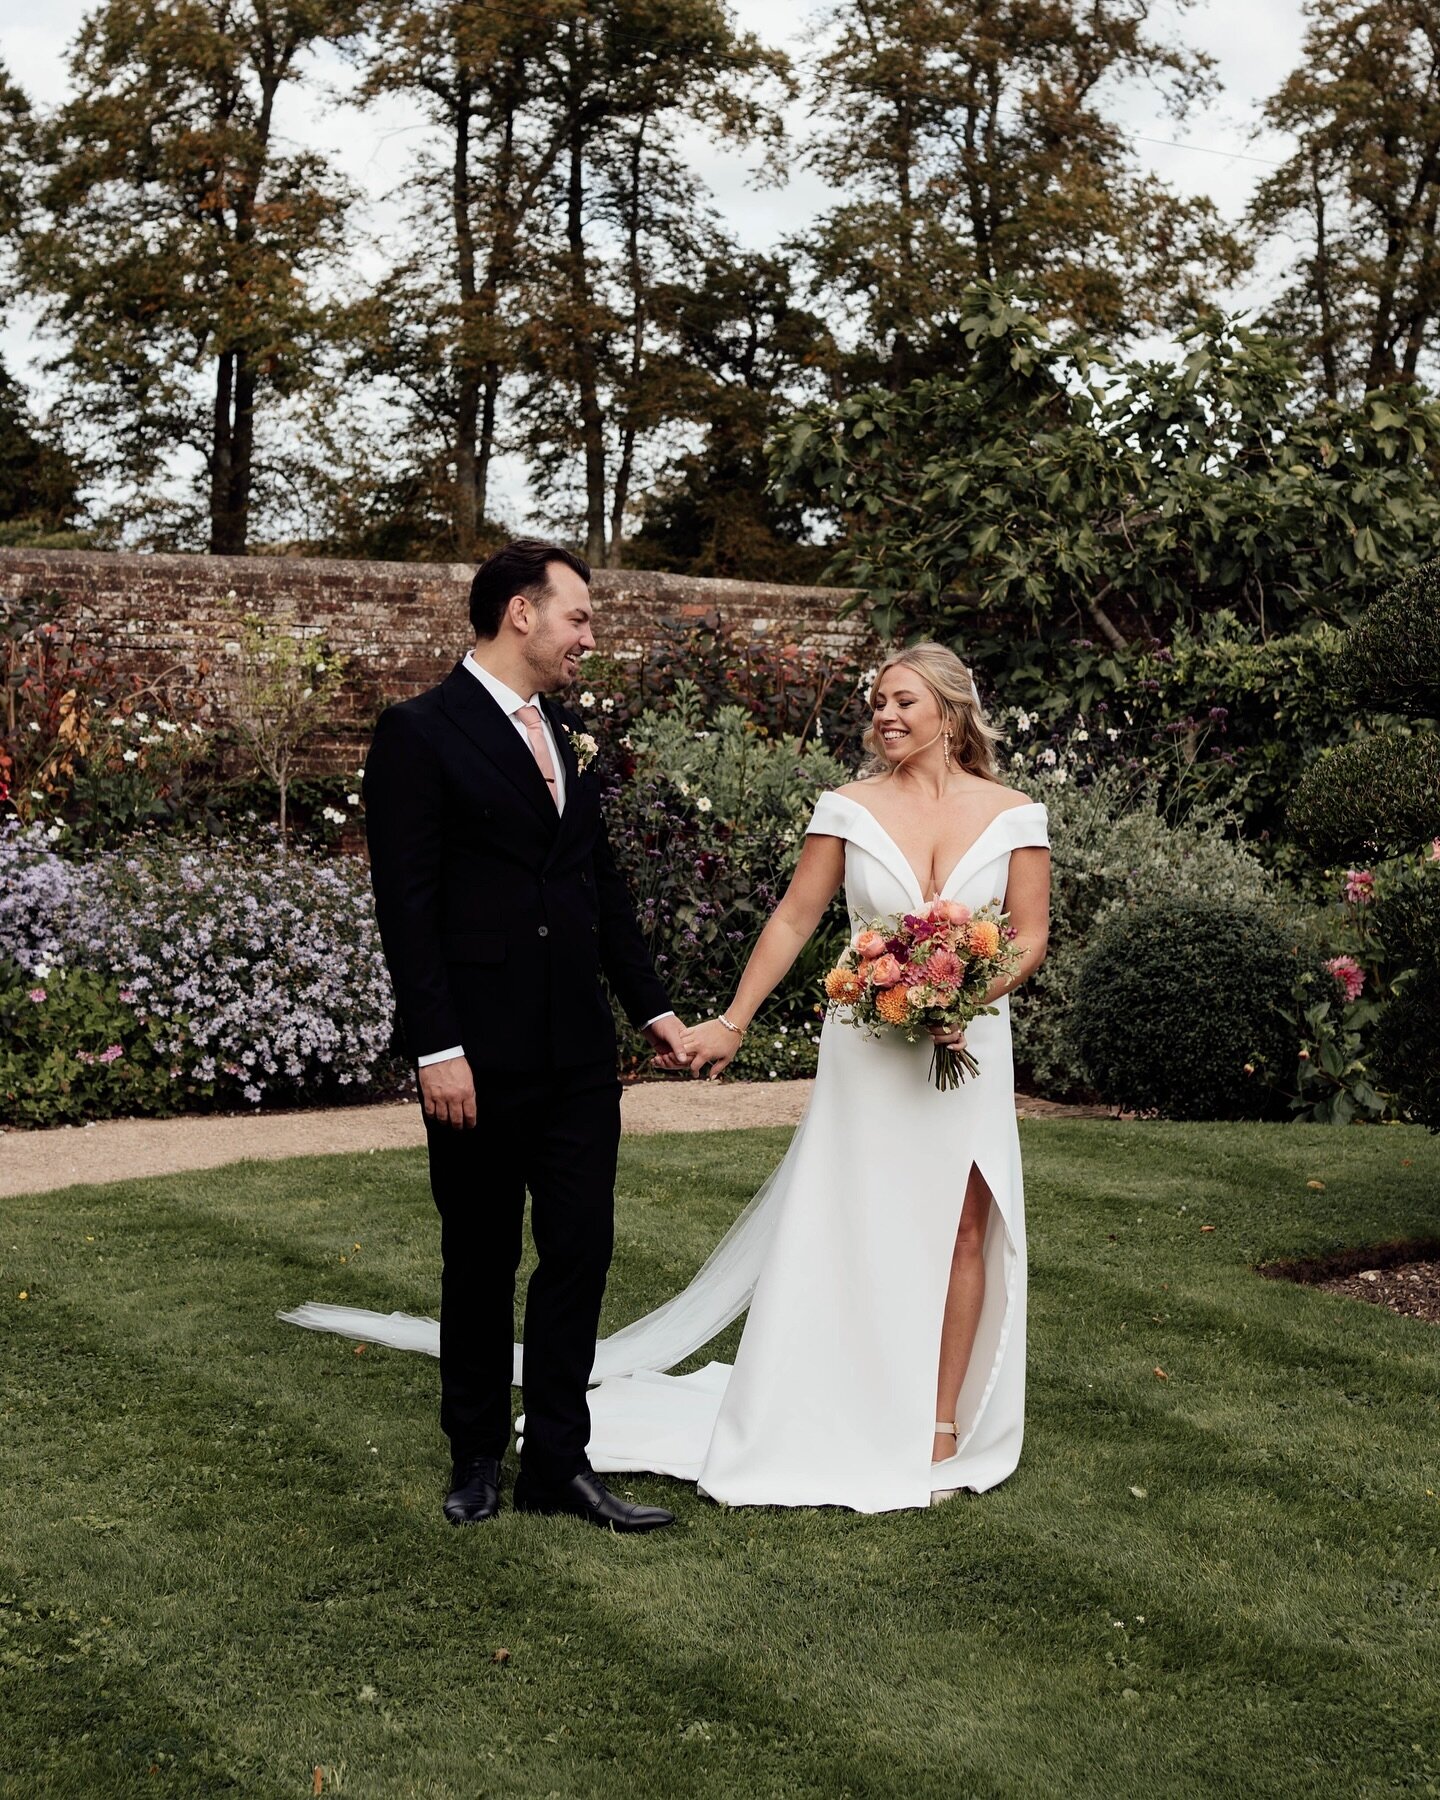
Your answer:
[932,900,972,926]
[855,930,888,961]
[869,954,904,988]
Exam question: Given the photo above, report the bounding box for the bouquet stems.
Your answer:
[930,1041,981,1091]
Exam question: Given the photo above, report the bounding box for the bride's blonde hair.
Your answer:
[860,642,1003,780]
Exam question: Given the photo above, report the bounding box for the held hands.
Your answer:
[928,1023,967,1050]
[682,1018,742,1080]
[644,1014,692,1071]
[418,1055,477,1130]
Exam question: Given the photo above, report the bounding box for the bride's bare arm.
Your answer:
[682,833,846,1078]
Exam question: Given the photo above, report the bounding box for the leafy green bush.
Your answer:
[1343,563,1440,718]
[603,693,848,1076]
[1008,769,1277,1097]
[1368,861,1440,1129]
[1289,735,1440,863]
[0,960,191,1127]
[1064,898,1308,1120]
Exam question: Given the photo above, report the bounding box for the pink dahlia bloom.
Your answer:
[1343,869,1376,905]
[1325,955,1365,1003]
[925,948,963,985]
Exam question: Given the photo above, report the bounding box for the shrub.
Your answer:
[0,960,191,1127]
[86,839,399,1106]
[1065,897,1308,1120]
[1007,769,1278,1097]
[1343,563,1440,718]
[1369,859,1440,1129]
[603,695,848,1075]
[1,832,402,1119]
[1289,734,1440,864]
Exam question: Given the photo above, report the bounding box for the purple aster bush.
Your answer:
[0,822,81,974]
[80,839,399,1107]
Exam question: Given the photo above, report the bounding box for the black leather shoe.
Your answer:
[513,1468,674,1533]
[443,1453,502,1525]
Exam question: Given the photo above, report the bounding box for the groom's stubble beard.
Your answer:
[520,599,569,694]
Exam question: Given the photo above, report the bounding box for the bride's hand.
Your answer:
[928,1022,967,1049]
[681,1019,742,1080]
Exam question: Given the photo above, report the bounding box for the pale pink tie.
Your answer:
[515,704,560,808]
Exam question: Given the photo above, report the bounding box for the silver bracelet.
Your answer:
[719,1014,745,1037]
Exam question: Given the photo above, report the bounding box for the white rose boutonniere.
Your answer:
[565,725,600,774]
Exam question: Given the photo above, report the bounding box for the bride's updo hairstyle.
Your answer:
[861,642,1003,781]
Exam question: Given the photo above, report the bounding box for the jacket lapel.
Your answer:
[541,697,593,866]
[438,663,559,829]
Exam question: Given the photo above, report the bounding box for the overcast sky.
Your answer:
[2,0,1309,530]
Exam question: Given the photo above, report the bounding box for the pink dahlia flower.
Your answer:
[1325,955,1365,1003]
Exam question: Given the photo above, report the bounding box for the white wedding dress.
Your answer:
[282,792,1050,1514]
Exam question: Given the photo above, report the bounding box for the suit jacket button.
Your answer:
[537,925,549,937]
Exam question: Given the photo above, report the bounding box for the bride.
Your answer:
[285,643,1050,1513]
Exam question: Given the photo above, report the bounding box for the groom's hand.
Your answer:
[418,1056,477,1129]
[643,1014,691,1070]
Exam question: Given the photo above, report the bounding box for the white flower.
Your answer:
[1075,729,1090,742]
[26,720,40,733]
[322,807,347,825]
[696,796,712,813]
[1107,727,1120,741]
[601,697,615,713]
[123,749,139,763]
[46,825,61,841]
[1050,766,1069,784]
[34,964,50,979]
[157,718,178,734]
[135,711,149,725]
[579,691,596,709]
[314,659,326,672]
[346,793,360,806]
[676,778,690,796]
[1040,748,1057,766]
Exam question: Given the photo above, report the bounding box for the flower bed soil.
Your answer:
[1259,1238,1440,1326]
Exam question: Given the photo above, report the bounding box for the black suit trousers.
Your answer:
[425,1060,622,1479]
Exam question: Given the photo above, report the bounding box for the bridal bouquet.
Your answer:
[822,898,1022,1090]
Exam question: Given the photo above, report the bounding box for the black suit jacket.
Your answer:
[363,662,670,1072]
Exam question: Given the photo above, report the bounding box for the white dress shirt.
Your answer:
[416,653,672,1068]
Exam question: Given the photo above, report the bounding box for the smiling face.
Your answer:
[518,562,596,692]
[870,663,944,765]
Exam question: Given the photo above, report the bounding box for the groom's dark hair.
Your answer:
[469,539,592,640]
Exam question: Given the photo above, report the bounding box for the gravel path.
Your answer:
[0,1083,1108,1198]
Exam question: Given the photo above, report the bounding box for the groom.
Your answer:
[364,539,688,1531]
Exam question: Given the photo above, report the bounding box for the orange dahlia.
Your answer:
[967,919,1001,958]
[824,966,863,1003]
[875,984,912,1026]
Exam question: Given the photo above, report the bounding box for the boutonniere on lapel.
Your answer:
[562,722,600,774]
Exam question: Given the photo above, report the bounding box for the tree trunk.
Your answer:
[608,114,650,565]
[1310,151,1339,401]
[209,349,236,554]
[452,72,479,555]
[566,49,607,566]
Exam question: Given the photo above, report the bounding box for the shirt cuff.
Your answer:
[417,1046,465,1067]
[641,1012,676,1031]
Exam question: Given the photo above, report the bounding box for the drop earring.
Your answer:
[943,726,953,771]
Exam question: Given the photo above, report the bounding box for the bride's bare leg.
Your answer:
[932,1165,993,1462]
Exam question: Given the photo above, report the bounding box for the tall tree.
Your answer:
[352,3,573,556]
[1251,0,1440,398]
[629,251,837,580]
[796,0,1245,383]
[514,0,789,566]
[0,356,85,543]
[23,0,358,553]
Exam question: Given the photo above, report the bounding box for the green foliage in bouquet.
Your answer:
[1064,898,1310,1121]
[1008,769,1276,1097]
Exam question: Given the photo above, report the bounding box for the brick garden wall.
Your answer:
[0,548,867,772]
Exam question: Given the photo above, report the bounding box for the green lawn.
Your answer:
[2,1121,1438,1799]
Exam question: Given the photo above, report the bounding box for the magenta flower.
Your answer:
[1325,955,1365,1003]
[1343,869,1375,905]
[99,1044,125,1064]
[27,988,46,1003]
